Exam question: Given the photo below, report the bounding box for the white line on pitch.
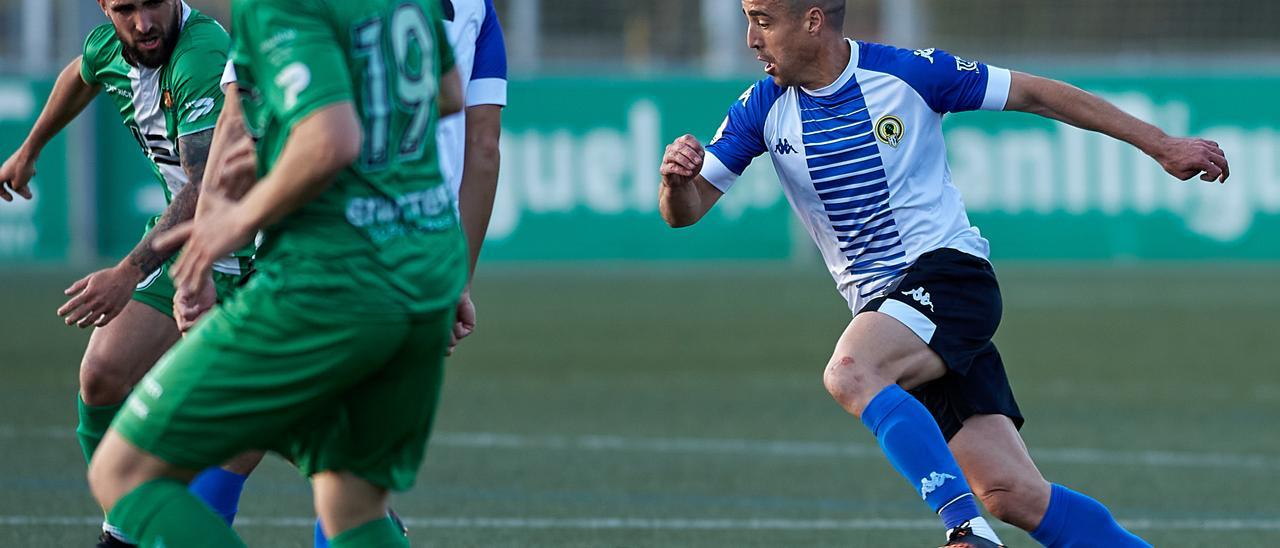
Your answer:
[4,427,1278,471]
[2,515,1279,531]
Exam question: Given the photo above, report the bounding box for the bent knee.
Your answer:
[976,479,1049,528]
[822,355,890,416]
[79,356,138,405]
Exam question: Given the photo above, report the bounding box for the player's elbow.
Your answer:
[661,209,700,229]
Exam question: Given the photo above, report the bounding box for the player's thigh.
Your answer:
[112,285,410,472]
[830,311,948,390]
[80,299,180,400]
[949,414,1050,523]
[298,307,454,492]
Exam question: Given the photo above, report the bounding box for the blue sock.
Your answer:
[187,467,248,526]
[314,518,330,548]
[861,385,980,529]
[1031,484,1151,547]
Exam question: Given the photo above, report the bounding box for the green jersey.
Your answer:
[81,3,251,275]
[231,0,465,314]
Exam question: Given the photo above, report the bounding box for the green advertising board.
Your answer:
[90,73,1280,262]
[0,79,70,262]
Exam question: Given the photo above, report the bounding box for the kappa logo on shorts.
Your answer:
[902,286,935,312]
[919,471,957,499]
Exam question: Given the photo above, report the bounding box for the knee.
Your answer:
[822,355,889,417]
[80,354,134,406]
[975,478,1050,530]
[87,441,131,511]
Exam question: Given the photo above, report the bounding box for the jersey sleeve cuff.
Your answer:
[465,78,508,107]
[700,152,739,193]
[220,59,237,91]
[981,66,1011,111]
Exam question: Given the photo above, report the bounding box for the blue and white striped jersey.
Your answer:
[702,39,1011,313]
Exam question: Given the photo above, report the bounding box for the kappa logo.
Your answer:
[919,471,957,499]
[184,97,216,123]
[774,138,797,155]
[875,115,905,148]
[913,48,936,64]
[103,83,133,100]
[901,286,935,312]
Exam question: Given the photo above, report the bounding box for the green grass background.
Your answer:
[1,264,1277,546]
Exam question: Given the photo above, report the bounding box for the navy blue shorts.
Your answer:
[859,248,1024,441]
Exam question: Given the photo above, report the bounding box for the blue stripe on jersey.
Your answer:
[812,169,885,192]
[799,77,907,293]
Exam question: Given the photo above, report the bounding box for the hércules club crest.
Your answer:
[875,114,905,148]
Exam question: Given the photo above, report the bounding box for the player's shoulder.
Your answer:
[83,23,120,58]
[735,77,787,114]
[175,10,230,54]
[168,10,229,75]
[449,0,490,21]
[855,41,949,75]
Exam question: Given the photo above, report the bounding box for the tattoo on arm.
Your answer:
[124,129,214,277]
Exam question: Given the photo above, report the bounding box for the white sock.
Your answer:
[947,516,1003,545]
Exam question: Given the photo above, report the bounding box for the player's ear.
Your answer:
[805,6,823,34]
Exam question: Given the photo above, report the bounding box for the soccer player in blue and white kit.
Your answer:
[660,1,1228,547]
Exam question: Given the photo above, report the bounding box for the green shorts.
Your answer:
[132,260,248,318]
[113,267,455,492]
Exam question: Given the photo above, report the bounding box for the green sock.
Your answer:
[108,478,246,548]
[330,516,409,548]
[76,396,123,464]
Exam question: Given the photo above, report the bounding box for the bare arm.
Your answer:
[659,134,723,227]
[1005,71,1228,183]
[1,57,100,201]
[438,68,464,118]
[202,83,255,201]
[457,104,502,281]
[55,127,215,329]
[121,129,214,279]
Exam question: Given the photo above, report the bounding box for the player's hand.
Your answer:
[153,191,255,298]
[173,271,216,334]
[0,150,36,202]
[448,290,476,356]
[661,134,705,187]
[57,265,141,328]
[1152,136,1229,183]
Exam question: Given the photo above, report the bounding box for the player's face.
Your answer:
[742,0,814,87]
[99,0,181,68]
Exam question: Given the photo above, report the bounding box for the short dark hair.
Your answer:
[785,0,846,30]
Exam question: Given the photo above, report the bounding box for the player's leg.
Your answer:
[77,299,180,462]
[188,451,264,525]
[952,415,1151,546]
[312,472,405,548]
[303,306,454,546]
[822,311,1001,542]
[89,430,244,547]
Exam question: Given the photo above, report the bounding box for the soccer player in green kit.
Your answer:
[0,1,260,545]
[86,0,466,545]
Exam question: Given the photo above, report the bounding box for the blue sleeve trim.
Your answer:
[857,42,991,114]
[705,78,785,177]
[471,0,508,81]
